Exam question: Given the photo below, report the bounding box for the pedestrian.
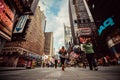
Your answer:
[103,56,109,66]
[83,38,98,70]
[53,53,59,69]
[59,46,67,71]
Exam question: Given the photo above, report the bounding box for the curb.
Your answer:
[0,67,26,71]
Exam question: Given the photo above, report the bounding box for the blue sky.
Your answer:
[39,0,70,53]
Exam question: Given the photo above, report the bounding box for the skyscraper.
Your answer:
[69,0,97,45]
[64,24,72,50]
[44,32,54,56]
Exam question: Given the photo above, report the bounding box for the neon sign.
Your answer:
[98,17,115,36]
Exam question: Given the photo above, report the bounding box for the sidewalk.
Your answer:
[0,67,26,71]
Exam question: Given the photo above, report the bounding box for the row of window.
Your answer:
[74,18,90,23]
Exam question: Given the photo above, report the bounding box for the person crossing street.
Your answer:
[59,46,67,71]
[83,38,98,70]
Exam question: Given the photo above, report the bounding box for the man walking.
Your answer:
[83,38,98,70]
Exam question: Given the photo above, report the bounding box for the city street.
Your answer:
[0,66,120,80]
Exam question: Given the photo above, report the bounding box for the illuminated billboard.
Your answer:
[86,0,120,37]
[98,17,115,36]
[0,0,14,41]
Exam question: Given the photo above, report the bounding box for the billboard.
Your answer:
[98,17,115,36]
[77,27,92,36]
[0,0,14,41]
[87,0,120,37]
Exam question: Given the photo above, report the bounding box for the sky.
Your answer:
[39,0,70,53]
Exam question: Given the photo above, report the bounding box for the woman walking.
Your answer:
[59,46,67,71]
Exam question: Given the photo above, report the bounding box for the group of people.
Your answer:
[54,37,98,71]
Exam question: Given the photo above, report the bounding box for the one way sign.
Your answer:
[13,15,29,33]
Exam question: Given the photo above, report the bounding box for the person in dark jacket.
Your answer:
[59,46,67,71]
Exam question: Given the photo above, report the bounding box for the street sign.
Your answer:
[13,15,29,33]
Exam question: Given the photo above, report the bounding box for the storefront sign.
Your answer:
[98,17,115,36]
[13,15,29,33]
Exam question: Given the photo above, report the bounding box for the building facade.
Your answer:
[0,6,46,67]
[44,32,54,56]
[69,0,97,52]
[0,0,39,52]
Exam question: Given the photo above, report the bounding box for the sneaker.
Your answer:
[90,68,93,70]
[62,66,64,71]
[89,67,93,70]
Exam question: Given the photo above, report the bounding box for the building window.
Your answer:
[83,19,85,23]
[74,20,77,23]
[87,18,90,22]
[92,4,95,9]
[73,0,76,5]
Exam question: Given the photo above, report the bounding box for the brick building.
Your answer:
[0,6,46,67]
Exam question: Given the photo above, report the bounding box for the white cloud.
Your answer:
[39,0,70,52]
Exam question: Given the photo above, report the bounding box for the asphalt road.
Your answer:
[0,66,120,80]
